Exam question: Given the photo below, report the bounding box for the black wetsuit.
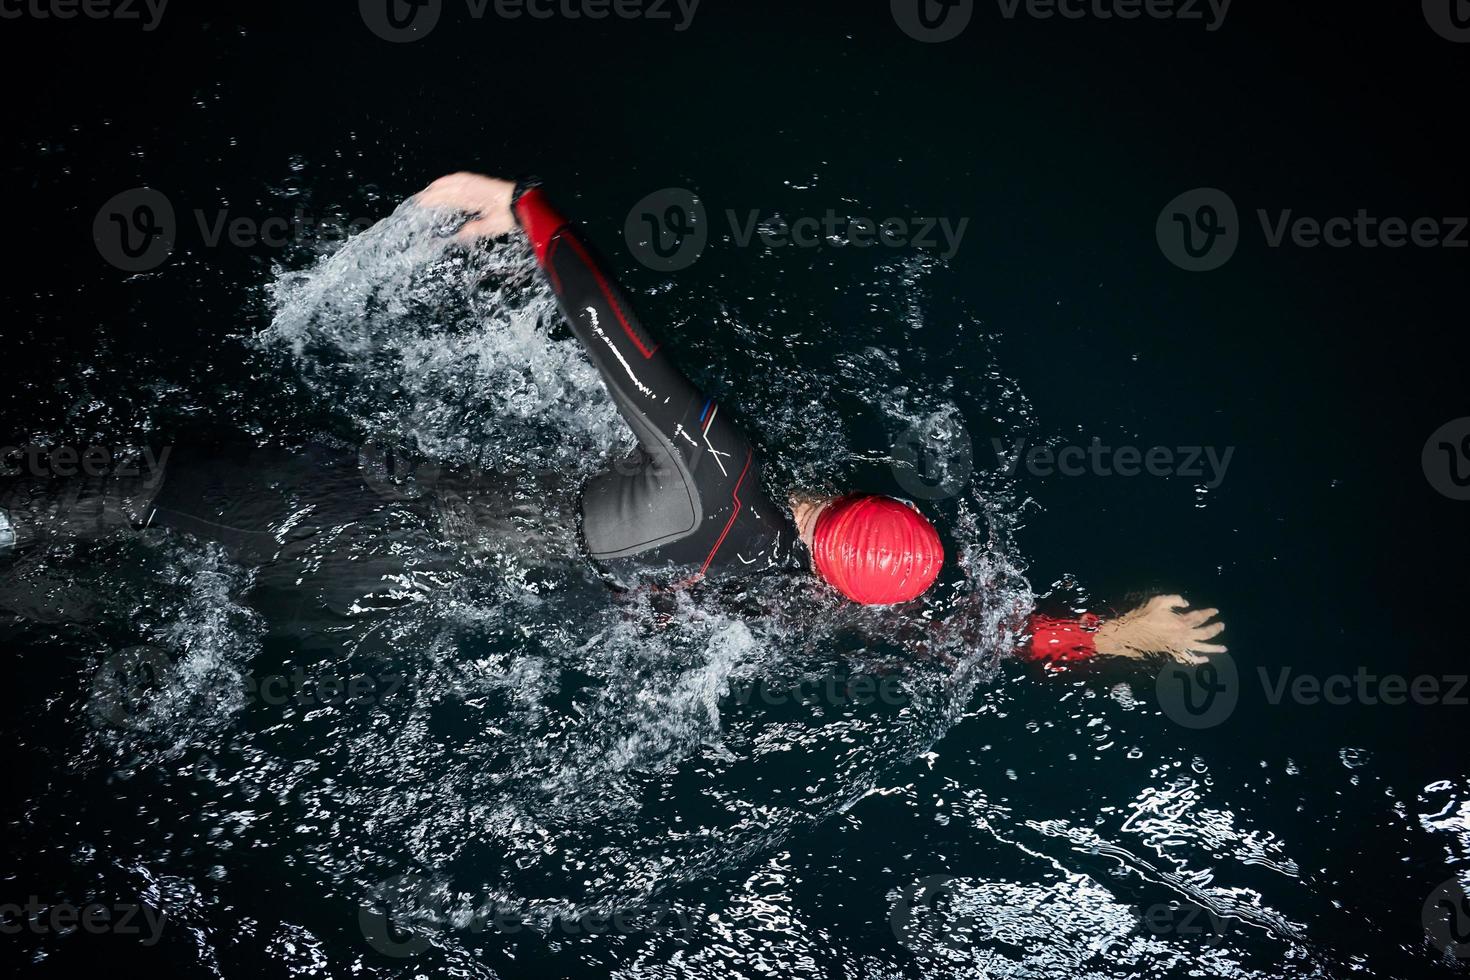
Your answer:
[1,184,797,588]
[512,183,794,583]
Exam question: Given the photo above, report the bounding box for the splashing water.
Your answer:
[6,199,1397,978]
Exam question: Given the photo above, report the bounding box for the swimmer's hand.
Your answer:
[415,172,517,241]
[1093,594,1226,664]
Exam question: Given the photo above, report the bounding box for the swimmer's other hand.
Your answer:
[415,172,517,241]
[1093,594,1226,664]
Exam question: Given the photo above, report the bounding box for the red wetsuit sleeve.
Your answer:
[1023,613,1101,662]
[512,186,569,265]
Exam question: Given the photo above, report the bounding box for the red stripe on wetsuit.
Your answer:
[1024,613,1101,662]
[514,187,658,358]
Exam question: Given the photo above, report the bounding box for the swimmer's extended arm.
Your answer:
[417,173,786,572]
[1024,595,1226,665]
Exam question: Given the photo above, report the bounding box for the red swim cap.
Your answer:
[811,495,944,605]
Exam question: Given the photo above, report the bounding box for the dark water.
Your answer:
[3,2,1468,977]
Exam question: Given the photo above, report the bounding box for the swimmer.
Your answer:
[0,172,1226,665]
[412,173,1228,665]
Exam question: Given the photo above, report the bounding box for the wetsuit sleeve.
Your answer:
[512,185,701,466]
[1022,612,1101,662]
[512,184,779,572]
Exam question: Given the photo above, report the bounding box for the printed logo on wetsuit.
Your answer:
[1422,418,1470,501]
[1154,652,1238,728]
[1424,0,1470,42]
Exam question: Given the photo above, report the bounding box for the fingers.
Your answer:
[1146,593,1188,612]
[1192,620,1226,640]
[1190,642,1228,655]
[1182,607,1219,627]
